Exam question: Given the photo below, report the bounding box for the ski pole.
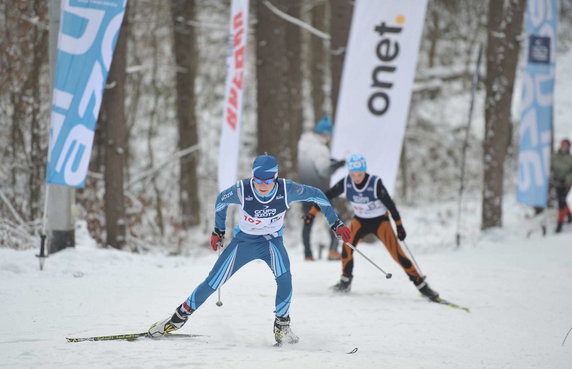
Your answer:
[401,240,425,278]
[563,326,572,346]
[216,246,223,307]
[344,242,392,279]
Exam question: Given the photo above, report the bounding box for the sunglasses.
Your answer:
[252,176,276,185]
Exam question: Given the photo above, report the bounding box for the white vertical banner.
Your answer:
[218,0,250,192]
[330,0,427,195]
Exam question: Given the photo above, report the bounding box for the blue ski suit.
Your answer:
[182,178,342,317]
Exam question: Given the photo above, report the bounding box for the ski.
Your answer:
[433,297,470,312]
[273,341,299,348]
[66,332,204,343]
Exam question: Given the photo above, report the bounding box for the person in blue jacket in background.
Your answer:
[148,154,351,345]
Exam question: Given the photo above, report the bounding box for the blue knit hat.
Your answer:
[347,154,367,172]
[315,116,333,136]
[252,155,279,179]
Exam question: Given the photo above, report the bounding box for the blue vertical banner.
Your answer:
[517,0,558,207]
[46,0,127,188]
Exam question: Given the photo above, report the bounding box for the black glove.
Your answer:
[303,213,315,225]
[396,224,406,241]
[330,158,346,172]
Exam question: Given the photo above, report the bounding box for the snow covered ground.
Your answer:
[1,197,571,369]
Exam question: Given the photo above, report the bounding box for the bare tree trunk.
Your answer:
[101,7,129,249]
[427,7,440,69]
[329,0,353,122]
[81,78,106,247]
[171,0,200,229]
[2,0,49,221]
[28,0,47,222]
[285,0,303,177]
[399,140,409,201]
[147,113,165,236]
[256,1,292,177]
[310,1,327,123]
[481,0,525,230]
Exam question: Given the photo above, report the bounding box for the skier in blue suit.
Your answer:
[149,155,351,344]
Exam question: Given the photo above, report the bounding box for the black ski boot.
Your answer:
[415,278,440,302]
[331,274,352,293]
[555,222,563,233]
[274,316,299,345]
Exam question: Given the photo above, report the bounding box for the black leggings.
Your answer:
[301,202,338,257]
[556,186,571,223]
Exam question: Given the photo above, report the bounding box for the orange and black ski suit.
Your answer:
[310,173,423,284]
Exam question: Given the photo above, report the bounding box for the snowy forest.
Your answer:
[1,0,572,254]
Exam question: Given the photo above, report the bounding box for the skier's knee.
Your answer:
[276,270,292,287]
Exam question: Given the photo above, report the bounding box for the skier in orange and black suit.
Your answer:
[307,154,439,301]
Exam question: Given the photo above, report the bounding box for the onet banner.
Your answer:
[330,0,428,195]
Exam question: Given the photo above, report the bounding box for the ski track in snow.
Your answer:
[1,208,571,369]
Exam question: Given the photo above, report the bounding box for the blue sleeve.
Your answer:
[285,180,340,227]
[214,182,242,231]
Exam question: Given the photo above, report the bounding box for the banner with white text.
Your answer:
[218,0,250,192]
[517,0,558,207]
[330,0,427,195]
[46,0,127,188]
